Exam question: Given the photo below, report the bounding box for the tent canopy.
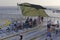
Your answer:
[18,3,48,17]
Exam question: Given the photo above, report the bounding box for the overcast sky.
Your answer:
[0,0,18,6]
[0,0,60,6]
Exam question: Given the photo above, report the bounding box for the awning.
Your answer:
[18,3,48,17]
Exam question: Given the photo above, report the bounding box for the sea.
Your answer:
[0,6,22,19]
[0,6,22,25]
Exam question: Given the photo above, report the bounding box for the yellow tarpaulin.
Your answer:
[0,20,12,28]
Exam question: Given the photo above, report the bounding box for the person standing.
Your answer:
[45,29,52,40]
[20,35,23,40]
[45,20,53,40]
[19,32,23,40]
[33,19,37,27]
[41,16,44,22]
[55,21,59,34]
[47,20,51,30]
[29,18,33,28]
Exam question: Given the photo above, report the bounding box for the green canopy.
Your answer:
[18,3,48,17]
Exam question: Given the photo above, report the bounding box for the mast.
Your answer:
[17,3,24,21]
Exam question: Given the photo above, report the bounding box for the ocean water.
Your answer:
[0,6,22,25]
[0,6,20,14]
[0,6,22,19]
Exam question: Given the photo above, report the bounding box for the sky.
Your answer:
[18,0,60,6]
[0,0,60,6]
[0,0,18,6]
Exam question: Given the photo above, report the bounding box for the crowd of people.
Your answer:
[8,17,60,40]
[1,16,60,40]
[23,17,37,28]
[46,19,60,40]
[0,16,44,40]
[7,17,37,32]
[5,16,44,32]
